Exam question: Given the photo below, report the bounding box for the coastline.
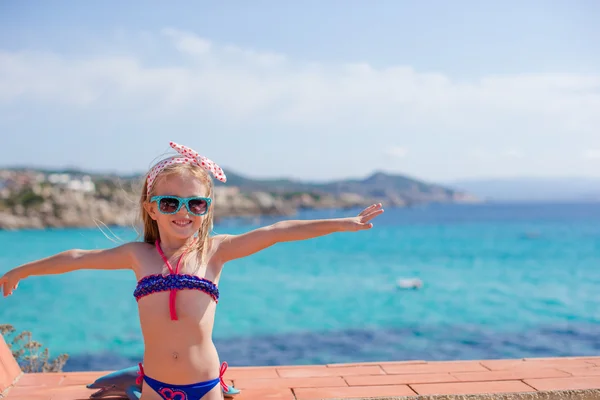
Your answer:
[0,169,481,230]
[0,186,386,230]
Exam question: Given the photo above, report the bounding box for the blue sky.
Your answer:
[1,0,599,183]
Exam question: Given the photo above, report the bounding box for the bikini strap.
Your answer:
[155,239,189,320]
[155,240,177,274]
[219,361,229,392]
[155,240,189,274]
[136,362,144,385]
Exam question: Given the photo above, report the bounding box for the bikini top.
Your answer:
[133,240,220,321]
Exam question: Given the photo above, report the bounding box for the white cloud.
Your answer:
[502,149,524,158]
[1,28,598,127]
[467,148,491,161]
[161,28,212,56]
[466,148,526,161]
[384,146,409,158]
[1,28,599,180]
[582,149,600,160]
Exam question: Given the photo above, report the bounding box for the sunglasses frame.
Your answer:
[149,195,212,216]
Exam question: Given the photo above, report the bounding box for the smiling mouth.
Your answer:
[172,220,192,227]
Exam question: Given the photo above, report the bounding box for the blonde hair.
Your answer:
[139,157,215,269]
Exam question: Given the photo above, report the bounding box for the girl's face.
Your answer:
[145,171,209,241]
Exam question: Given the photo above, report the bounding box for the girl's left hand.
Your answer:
[0,270,20,297]
[346,203,384,231]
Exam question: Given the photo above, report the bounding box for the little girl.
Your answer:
[1,142,384,400]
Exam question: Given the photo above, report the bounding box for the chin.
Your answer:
[170,229,197,240]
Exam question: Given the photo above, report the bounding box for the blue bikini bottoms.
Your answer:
[137,362,229,400]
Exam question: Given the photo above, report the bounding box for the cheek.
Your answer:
[149,205,171,223]
[192,217,205,229]
[144,203,158,221]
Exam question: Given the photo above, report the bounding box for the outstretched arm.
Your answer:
[0,242,137,297]
[214,203,384,263]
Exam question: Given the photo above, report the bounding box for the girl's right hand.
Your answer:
[0,270,20,297]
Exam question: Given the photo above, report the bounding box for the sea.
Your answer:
[1,202,599,372]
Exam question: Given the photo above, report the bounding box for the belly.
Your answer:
[142,340,222,384]
[137,290,221,383]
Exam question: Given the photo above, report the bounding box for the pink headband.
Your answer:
[146,142,227,190]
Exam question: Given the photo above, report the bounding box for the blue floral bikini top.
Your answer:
[133,240,219,321]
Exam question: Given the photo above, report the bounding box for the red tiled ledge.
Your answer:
[0,334,22,398]
[2,333,600,399]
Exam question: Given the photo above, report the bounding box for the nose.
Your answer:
[176,203,190,216]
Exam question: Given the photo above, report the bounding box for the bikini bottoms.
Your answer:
[137,362,228,400]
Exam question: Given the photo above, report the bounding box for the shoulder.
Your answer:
[208,234,233,263]
[210,234,232,245]
[119,241,153,254]
[113,241,153,266]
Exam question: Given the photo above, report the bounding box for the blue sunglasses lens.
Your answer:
[158,197,180,213]
[158,197,208,215]
[187,198,209,215]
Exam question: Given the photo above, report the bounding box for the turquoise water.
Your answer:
[1,203,599,371]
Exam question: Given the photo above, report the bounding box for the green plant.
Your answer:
[4,188,45,209]
[0,324,69,373]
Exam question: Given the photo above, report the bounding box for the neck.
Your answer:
[157,236,197,257]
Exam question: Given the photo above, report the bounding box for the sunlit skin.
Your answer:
[1,168,384,400]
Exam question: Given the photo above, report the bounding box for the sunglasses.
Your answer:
[150,195,212,216]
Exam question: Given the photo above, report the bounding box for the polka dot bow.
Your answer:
[146,142,227,189]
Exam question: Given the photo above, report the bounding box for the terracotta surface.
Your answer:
[0,334,22,396]
[3,357,600,399]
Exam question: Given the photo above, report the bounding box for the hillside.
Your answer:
[3,166,479,205]
[0,167,482,229]
[213,170,479,205]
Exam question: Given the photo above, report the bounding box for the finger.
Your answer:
[358,203,380,216]
[361,208,384,222]
[365,207,384,216]
[2,281,16,297]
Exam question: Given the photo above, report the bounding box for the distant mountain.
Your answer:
[450,177,600,202]
[1,167,479,206]
[9,165,598,203]
[215,170,478,205]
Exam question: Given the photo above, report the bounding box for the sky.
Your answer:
[0,0,599,184]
